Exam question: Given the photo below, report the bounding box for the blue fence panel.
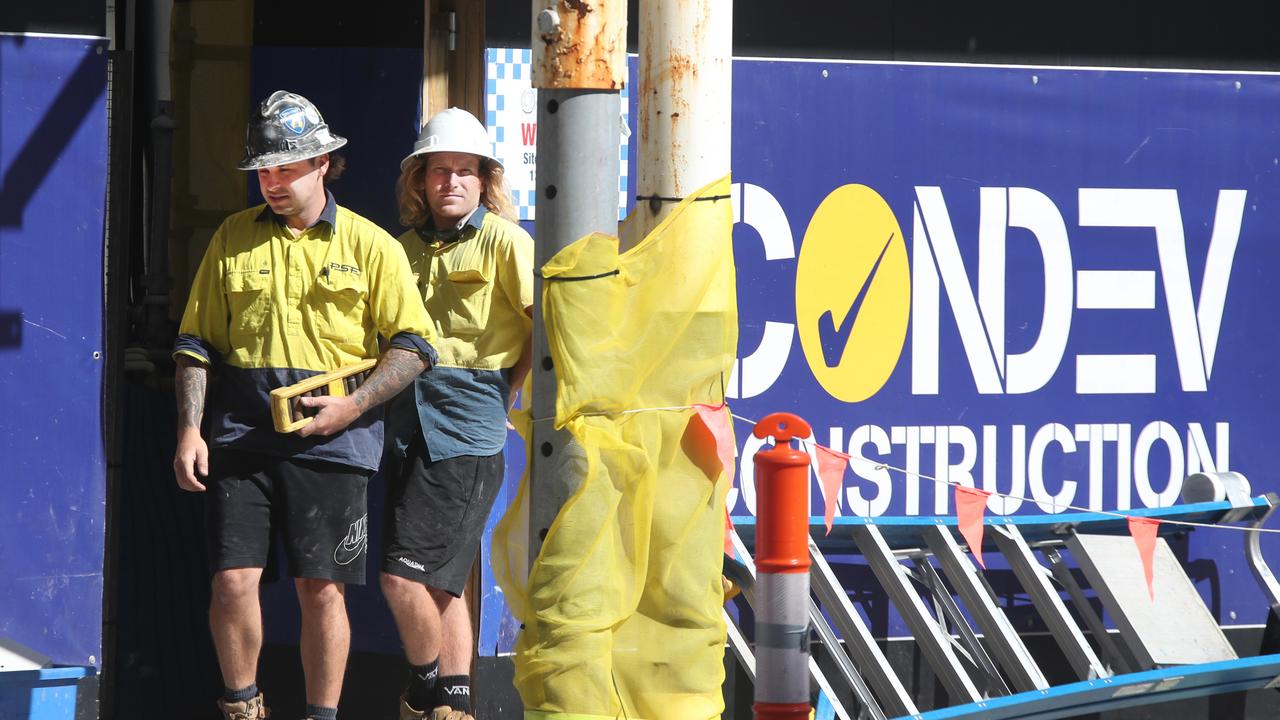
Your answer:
[0,35,108,667]
[723,59,1280,635]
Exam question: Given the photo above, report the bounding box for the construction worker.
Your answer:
[172,90,437,720]
[380,107,533,720]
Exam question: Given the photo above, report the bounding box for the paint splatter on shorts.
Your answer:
[205,448,371,584]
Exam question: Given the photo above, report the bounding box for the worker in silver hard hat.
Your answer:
[173,90,438,720]
[237,90,347,170]
[380,107,533,720]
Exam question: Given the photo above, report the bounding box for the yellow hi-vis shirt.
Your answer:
[386,207,534,461]
[174,192,437,471]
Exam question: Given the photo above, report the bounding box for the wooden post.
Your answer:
[422,0,485,125]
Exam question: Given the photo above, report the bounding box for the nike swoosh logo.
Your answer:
[333,536,367,566]
[818,232,895,368]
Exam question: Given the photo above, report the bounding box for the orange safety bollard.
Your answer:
[752,412,814,720]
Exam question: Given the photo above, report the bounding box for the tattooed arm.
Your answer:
[173,355,210,491]
[296,347,428,438]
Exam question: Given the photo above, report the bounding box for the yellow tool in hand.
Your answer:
[270,358,378,433]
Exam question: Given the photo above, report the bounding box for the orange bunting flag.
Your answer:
[723,507,735,555]
[954,485,992,569]
[694,404,736,485]
[814,444,850,535]
[1128,516,1161,601]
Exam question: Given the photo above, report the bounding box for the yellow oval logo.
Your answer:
[795,184,910,402]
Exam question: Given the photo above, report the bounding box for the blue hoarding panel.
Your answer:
[477,430,526,656]
[0,36,108,666]
[723,59,1280,632]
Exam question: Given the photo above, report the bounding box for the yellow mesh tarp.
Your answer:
[492,175,737,720]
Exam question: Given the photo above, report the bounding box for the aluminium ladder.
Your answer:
[724,472,1280,719]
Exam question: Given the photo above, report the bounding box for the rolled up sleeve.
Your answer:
[173,227,231,365]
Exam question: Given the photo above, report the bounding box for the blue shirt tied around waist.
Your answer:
[386,206,534,462]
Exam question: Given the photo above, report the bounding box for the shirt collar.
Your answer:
[417,205,487,243]
[255,189,339,229]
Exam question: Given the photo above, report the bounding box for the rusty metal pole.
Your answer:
[529,1,626,563]
[624,0,733,250]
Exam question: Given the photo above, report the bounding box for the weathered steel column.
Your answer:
[624,0,733,250]
[529,1,626,563]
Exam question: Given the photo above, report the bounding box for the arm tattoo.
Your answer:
[350,348,427,413]
[175,357,209,430]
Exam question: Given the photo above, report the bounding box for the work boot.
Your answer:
[429,707,473,720]
[399,694,473,720]
[398,695,427,720]
[216,692,270,720]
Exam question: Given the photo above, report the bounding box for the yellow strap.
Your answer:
[525,712,638,720]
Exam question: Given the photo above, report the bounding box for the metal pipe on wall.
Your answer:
[143,0,175,351]
[624,0,733,250]
[528,0,626,563]
[148,0,172,103]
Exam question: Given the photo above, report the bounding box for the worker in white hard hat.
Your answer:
[379,107,533,720]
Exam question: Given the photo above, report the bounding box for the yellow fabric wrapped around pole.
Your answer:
[492,175,738,720]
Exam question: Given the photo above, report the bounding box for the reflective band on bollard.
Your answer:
[752,412,814,720]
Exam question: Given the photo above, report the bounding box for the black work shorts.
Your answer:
[205,448,371,585]
[381,434,504,597]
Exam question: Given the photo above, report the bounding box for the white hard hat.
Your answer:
[401,107,501,170]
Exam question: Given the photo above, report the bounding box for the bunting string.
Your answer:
[804,442,1280,536]
[517,401,1280,536]
[724,412,1280,536]
[528,403,713,423]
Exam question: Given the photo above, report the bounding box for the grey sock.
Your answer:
[305,704,337,720]
[224,684,258,703]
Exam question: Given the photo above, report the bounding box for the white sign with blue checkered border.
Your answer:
[486,47,629,221]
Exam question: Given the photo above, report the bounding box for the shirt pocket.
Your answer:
[224,269,273,340]
[444,268,493,339]
[314,271,370,343]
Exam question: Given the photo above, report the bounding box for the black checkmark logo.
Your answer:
[817,233,895,368]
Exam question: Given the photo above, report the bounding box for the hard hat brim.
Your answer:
[399,143,503,172]
[237,134,348,171]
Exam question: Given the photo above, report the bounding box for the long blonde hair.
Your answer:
[397,155,518,228]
